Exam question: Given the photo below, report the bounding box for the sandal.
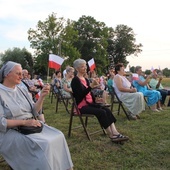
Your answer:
[110,134,129,142]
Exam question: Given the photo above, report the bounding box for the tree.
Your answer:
[145,69,151,75]
[129,66,136,73]
[74,15,109,74]
[162,68,170,77]
[107,25,142,67]
[28,13,80,76]
[0,47,34,73]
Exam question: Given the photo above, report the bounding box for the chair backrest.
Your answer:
[68,92,106,140]
[110,86,130,120]
[54,85,71,114]
[70,93,81,115]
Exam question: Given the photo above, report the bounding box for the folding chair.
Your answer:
[109,87,130,120]
[144,96,151,109]
[55,86,71,114]
[50,84,58,104]
[68,93,106,141]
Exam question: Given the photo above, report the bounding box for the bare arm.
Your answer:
[114,76,136,93]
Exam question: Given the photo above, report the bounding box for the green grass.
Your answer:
[1,93,170,170]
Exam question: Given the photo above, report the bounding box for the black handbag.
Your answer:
[18,122,43,135]
[17,87,43,135]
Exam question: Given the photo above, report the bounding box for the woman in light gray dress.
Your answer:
[0,61,73,170]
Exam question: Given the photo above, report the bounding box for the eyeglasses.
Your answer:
[14,72,23,76]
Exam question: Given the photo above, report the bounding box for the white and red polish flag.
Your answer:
[88,58,96,71]
[132,73,139,80]
[35,91,41,100]
[48,54,64,70]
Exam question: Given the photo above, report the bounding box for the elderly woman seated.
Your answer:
[149,70,170,107]
[0,61,73,170]
[71,59,129,143]
[132,66,162,112]
[113,63,145,120]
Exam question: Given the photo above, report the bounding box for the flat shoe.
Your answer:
[129,115,137,120]
[110,134,129,142]
[152,109,160,112]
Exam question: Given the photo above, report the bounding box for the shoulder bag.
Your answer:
[17,87,43,135]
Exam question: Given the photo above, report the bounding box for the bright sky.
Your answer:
[0,0,170,70]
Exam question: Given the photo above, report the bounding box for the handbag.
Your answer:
[17,87,43,135]
[18,122,43,135]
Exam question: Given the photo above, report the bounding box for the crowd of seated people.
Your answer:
[113,63,145,120]
[149,69,170,107]
[1,59,169,169]
[0,61,73,170]
[71,59,129,142]
[88,70,109,105]
[132,66,162,112]
[53,70,62,93]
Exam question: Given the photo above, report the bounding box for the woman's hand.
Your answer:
[24,119,42,127]
[130,87,137,93]
[90,79,99,88]
[40,84,50,98]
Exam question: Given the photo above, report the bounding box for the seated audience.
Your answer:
[149,70,170,107]
[71,59,129,142]
[22,69,39,94]
[53,70,62,93]
[132,66,162,112]
[107,69,115,94]
[89,71,109,105]
[61,67,74,98]
[0,61,73,170]
[114,63,145,120]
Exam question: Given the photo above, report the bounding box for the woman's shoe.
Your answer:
[152,109,160,112]
[136,115,141,119]
[128,114,137,120]
[127,111,137,120]
[158,107,163,111]
[110,134,129,142]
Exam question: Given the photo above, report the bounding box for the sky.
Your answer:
[0,0,170,71]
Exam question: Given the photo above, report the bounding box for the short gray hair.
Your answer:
[66,66,74,73]
[73,59,86,69]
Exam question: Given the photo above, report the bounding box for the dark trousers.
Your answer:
[80,105,116,129]
[157,89,170,105]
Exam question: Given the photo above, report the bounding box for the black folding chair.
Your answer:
[109,87,130,120]
[55,86,71,114]
[68,93,106,141]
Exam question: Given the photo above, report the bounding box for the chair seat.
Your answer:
[68,93,107,141]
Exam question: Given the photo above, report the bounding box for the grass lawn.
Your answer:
[1,79,170,170]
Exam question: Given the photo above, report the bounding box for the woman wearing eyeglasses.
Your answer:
[0,61,73,170]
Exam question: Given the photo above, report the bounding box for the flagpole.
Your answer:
[47,65,49,83]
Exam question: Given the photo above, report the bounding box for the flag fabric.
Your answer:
[132,73,139,80]
[88,58,96,71]
[35,91,41,100]
[48,54,64,70]
[151,66,154,72]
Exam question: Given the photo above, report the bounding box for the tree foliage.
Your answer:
[107,25,142,67]
[28,13,81,76]
[73,15,109,74]
[0,47,34,73]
